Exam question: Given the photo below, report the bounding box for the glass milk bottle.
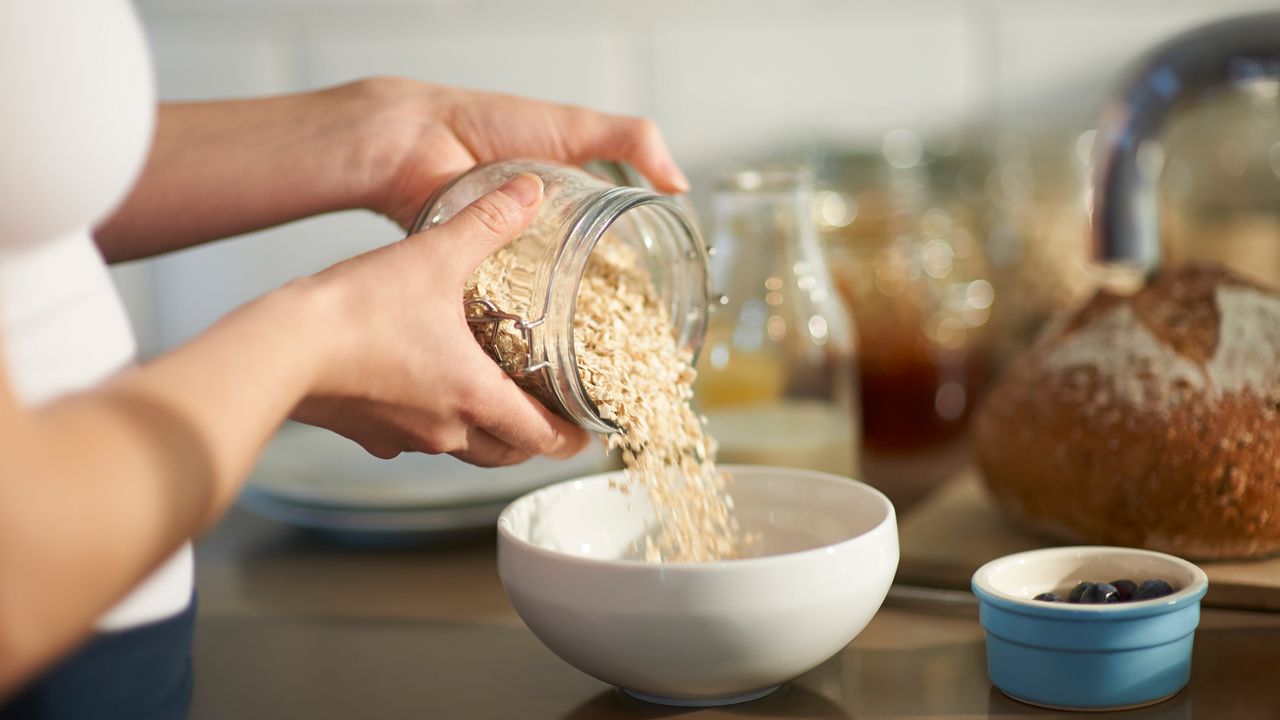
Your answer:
[696,168,860,476]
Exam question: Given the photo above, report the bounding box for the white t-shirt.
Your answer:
[0,0,194,632]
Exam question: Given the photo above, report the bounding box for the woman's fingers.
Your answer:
[481,399,589,460]
[450,427,533,468]
[459,359,590,460]
[405,172,544,279]
[558,110,689,194]
[603,116,690,194]
[470,94,688,194]
[391,169,590,465]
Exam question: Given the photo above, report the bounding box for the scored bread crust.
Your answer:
[974,263,1280,560]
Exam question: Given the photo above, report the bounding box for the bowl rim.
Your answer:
[497,464,897,572]
[971,545,1209,618]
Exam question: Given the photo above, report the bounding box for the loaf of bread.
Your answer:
[974,263,1280,560]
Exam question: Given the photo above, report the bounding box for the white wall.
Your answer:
[117,0,1276,355]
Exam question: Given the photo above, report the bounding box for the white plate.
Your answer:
[245,422,614,510]
[238,485,513,545]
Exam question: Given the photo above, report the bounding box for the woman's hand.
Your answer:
[292,172,590,466]
[2,81,656,694]
[0,173,587,693]
[96,78,688,262]
[351,78,690,228]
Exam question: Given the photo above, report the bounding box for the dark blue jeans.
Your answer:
[0,595,195,720]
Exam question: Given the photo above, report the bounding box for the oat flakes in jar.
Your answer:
[409,160,711,433]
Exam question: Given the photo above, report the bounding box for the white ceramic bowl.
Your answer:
[497,465,898,706]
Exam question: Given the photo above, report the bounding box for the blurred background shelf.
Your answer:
[122,0,1280,358]
[129,1,1280,543]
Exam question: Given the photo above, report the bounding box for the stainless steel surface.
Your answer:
[886,584,980,612]
[1093,12,1280,271]
[191,507,1280,719]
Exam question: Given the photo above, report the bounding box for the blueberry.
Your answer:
[1110,579,1137,602]
[1068,581,1093,603]
[1080,582,1121,604]
[1034,592,1063,602]
[1132,579,1174,601]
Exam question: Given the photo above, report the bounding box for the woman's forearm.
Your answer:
[0,278,331,693]
[94,82,400,262]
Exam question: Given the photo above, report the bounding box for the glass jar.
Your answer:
[817,136,997,454]
[409,159,710,434]
[981,131,1097,368]
[695,167,860,476]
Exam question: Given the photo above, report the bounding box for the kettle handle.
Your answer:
[1092,12,1280,274]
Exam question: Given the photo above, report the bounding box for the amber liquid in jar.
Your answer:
[852,321,987,453]
[825,190,991,455]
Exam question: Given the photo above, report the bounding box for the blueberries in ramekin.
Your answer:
[1133,579,1174,601]
[1068,581,1092,602]
[1033,578,1176,604]
[1080,582,1121,604]
[1110,579,1137,602]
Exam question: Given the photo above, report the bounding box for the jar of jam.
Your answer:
[817,139,995,454]
[409,160,710,433]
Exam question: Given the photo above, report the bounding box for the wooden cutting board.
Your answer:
[898,469,1280,611]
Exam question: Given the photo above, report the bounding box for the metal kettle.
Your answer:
[1092,12,1280,274]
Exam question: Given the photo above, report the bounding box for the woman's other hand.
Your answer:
[291,172,590,465]
[347,77,689,229]
[98,78,687,261]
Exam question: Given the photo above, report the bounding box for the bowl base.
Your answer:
[622,684,782,707]
[998,687,1181,713]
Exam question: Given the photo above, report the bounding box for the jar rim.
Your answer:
[409,160,651,235]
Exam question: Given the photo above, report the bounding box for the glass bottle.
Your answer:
[695,167,860,476]
[818,135,1000,454]
[410,160,710,433]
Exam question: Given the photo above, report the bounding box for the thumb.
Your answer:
[412,172,544,277]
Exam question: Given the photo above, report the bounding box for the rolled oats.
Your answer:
[469,229,746,563]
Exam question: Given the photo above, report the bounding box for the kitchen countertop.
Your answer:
[192,505,1280,719]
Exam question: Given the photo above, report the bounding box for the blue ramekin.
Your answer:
[972,546,1209,711]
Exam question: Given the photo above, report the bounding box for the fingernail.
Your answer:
[500,173,544,207]
[667,162,691,193]
[547,429,587,460]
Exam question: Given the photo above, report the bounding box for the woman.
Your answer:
[0,2,688,717]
